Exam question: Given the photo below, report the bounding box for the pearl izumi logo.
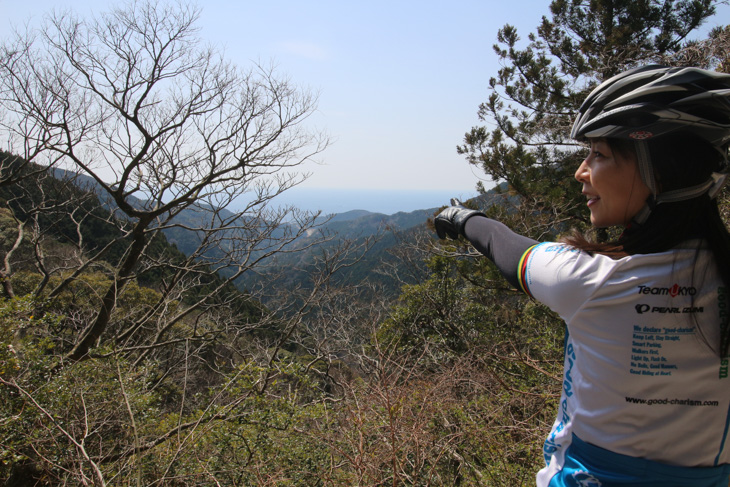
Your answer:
[637,284,697,297]
[635,303,703,314]
[636,304,650,314]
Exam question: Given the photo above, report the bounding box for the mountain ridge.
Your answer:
[42,164,506,299]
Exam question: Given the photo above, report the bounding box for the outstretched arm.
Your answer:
[463,216,537,288]
[434,203,537,288]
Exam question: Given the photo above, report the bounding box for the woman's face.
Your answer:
[574,138,652,228]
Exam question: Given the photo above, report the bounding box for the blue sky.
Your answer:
[2,1,729,197]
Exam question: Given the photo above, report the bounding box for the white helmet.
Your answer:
[572,65,730,147]
[572,65,730,222]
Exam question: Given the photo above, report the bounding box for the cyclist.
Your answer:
[435,65,730,486]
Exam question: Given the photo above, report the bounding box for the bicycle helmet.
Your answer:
[571,65,730,223]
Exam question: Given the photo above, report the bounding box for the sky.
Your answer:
[1,1,729,207]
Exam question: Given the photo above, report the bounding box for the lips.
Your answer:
[584,193,600,207]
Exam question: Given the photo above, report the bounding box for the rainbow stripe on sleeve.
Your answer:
[518,244,539,298]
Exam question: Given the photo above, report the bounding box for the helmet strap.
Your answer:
[631,173,727,227]
[630,140,657,226]
[632,199,654,226]
[634,140,657,195]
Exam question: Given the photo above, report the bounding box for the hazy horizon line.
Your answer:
[270,187,480,215]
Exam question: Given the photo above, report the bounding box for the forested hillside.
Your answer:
[1,1,729,486]
[233,189,508,298]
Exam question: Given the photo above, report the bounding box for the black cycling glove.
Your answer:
[434,200,485,240]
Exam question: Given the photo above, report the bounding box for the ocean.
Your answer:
[264,187,479,215]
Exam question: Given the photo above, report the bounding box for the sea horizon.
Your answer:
[264,187,480,216]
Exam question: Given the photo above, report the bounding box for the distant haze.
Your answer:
[262,187,479,215]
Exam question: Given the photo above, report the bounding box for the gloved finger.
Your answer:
[434,216,455,240]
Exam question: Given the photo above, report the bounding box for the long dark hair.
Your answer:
[564,133,730,356]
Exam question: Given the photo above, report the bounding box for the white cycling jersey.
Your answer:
[517,241,730,486]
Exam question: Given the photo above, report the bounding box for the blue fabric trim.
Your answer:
[548,435,730,486]
[714,401,730,466]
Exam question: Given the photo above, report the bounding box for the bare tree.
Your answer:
[0,2,359,485]
[0,1,328,363]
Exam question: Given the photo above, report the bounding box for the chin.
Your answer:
[590,211,624,228]
[591,219,625,229]
[590,218,614,229]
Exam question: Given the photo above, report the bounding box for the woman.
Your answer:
[435,65,730,486]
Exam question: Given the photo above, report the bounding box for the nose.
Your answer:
[575,159,589,183]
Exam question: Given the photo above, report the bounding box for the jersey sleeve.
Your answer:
[517,242,612,320]
[462,216,538,289]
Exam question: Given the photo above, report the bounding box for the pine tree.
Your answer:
[458,0,721,238]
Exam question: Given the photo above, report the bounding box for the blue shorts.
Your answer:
[548,435,730,487]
